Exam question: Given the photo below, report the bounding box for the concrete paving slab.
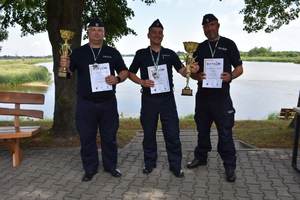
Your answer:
[1,129,300,200]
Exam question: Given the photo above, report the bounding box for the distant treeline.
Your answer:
[240,47,300,57]
[177,47,300,58]
[0,55,52,60]
[178,47,300,64]
[241,47,300,64]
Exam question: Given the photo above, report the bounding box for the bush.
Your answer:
[267,112,279,120]
[0,64,51,85]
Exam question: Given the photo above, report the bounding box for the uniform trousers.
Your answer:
[76,96,119,174]
[194,93,236,169]
[140,93,182,171]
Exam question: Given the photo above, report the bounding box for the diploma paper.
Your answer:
[147,64,170,94]
[89,63,112,92]
[203,58,224,88]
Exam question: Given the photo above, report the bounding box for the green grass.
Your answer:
[0,60,51,85]
[234,120,295,148]
[0,118,296,149]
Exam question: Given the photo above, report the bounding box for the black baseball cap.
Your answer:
[202,14,218,25]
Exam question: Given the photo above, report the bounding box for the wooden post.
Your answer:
[6,139,22,167]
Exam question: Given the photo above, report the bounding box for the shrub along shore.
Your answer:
[0,58,52,86]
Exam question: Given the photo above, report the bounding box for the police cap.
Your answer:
[88,18,104,28]
[202,14,218,25]
[149,19,164,31]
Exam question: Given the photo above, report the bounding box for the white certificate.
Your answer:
[147,64,170,94]
[202,58,224,88]
[89,63,112,92]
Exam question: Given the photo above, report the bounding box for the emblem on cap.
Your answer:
[87,18,104,28]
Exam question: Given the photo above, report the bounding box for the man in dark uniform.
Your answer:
[187,14,243,182]
[129,19,198,178]
[60,18,128,181]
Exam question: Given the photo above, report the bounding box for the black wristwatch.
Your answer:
[116,76,121,83]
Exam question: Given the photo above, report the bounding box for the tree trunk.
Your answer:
[46,0,84,135]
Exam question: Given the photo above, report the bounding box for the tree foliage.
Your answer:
[0,0,46,36]
[241,0,300,33]
[0,29,7,41]
[0,0,156,43]
[248,46,272,56]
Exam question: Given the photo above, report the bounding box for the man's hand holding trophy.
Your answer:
[58,29,75,78]
[181,41,199,96]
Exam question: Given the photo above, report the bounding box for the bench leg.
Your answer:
[7,139,23,167]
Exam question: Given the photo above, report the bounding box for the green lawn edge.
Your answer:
[0,118,295,149]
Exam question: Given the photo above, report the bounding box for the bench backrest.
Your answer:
[0,92,45,130]
[280,108,296,119]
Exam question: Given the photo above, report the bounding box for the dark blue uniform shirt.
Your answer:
[70,43,127,102]
[129,46,183,95]
[194,36,242,98]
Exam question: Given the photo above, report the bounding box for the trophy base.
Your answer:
[58,71,67,78]
[58,71,71,79]
[181,88,193,96]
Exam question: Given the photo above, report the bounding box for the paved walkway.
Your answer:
[1,129,300,200]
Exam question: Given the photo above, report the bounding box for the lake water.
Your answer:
[1,58,300,120]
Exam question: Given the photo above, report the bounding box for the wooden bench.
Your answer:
[278,108,296,120]
[0,92,44,167]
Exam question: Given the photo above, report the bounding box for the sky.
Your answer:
[1,0,300,56]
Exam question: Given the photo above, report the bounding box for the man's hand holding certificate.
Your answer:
[202,58,224,88]
[89,63,112,92]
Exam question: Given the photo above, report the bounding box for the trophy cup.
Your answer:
[58,29,74,78]
[181,41,199,96]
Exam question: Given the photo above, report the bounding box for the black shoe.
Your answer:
[170,169,184,178]
[186,159,207,169]
[81,171,97,182]
[104,168,122,177]
[143,166,154,174]
[225,168,236,182]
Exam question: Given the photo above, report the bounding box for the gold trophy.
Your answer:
[181,41,199,96]
[58,29,74,78]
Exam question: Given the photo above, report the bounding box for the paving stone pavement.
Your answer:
[1,129,300,200]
